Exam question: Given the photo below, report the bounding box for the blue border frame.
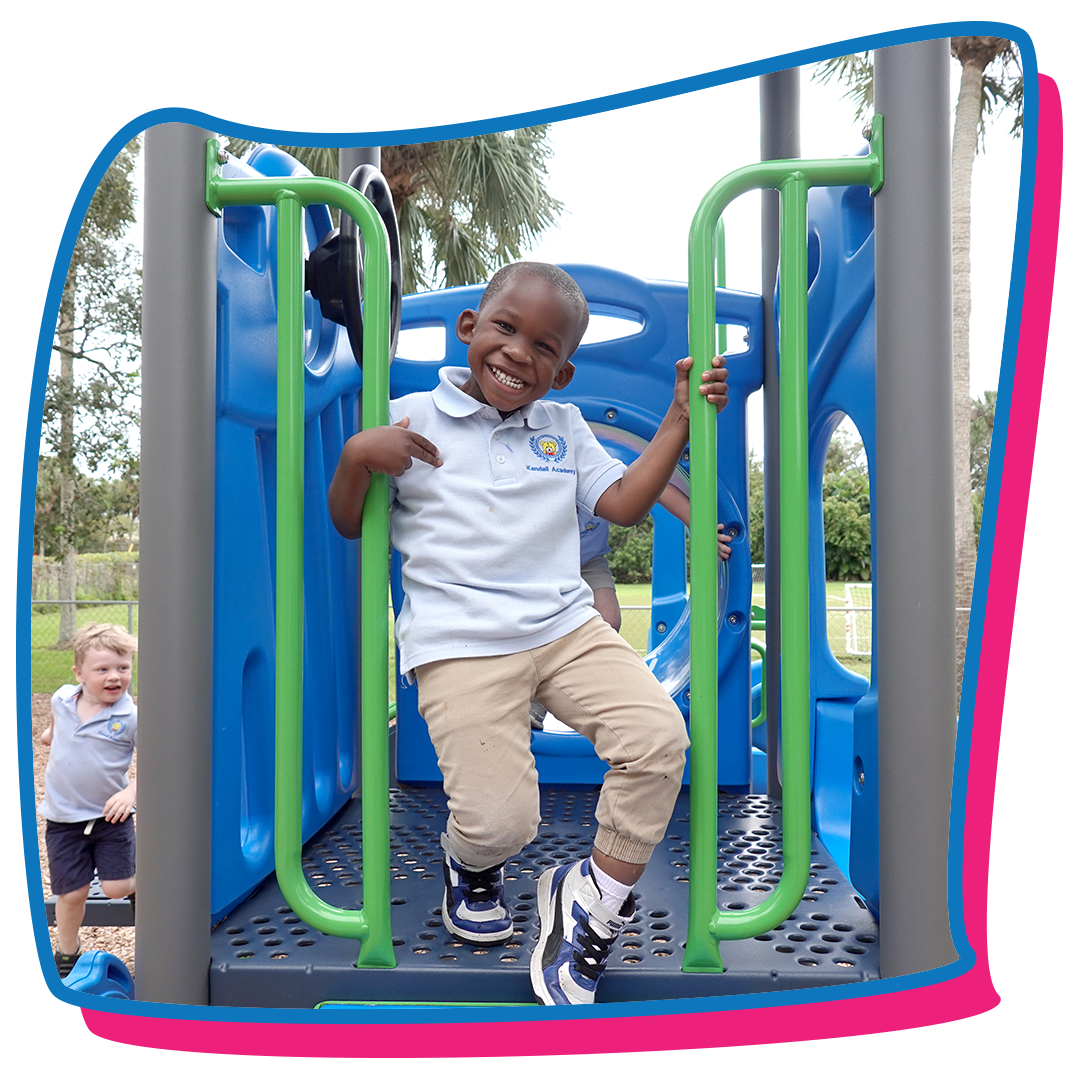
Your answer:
[6,16,1071,1023]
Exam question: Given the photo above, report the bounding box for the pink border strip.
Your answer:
[4,69,1075,1062]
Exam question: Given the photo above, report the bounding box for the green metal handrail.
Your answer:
[684,119,883,972]
[206,140,396,969]
[750,639,766,729]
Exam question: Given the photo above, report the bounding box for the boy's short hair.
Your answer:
[73,623,138,667]
[479,262,590,355]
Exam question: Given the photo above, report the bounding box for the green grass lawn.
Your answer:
[614,583,652,654]
[29,584,872,698]
[619,580,872,681]
[749,580,872,682]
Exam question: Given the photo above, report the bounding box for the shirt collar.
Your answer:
[433,367,553,429]
[62,685,134,720]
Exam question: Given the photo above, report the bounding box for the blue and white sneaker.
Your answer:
[530,858,633,1005]
[441,850,512,944]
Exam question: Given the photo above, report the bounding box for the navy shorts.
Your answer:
[45,816,136,897]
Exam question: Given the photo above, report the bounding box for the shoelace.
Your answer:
[570,919,614,980]
[460,864,502,900]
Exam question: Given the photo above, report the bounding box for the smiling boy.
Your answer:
[329,262,727,1004]
[38,623,138,977]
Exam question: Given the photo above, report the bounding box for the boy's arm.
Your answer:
[595,355,728,526]
[657,484,690,526]
[328,417,442,539]
[656,486,733,560]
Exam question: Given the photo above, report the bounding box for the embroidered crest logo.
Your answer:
[108,720,127,738]
[530,435,568,463]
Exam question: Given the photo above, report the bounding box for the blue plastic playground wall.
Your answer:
[389,266,763,790]
[800,180,878,910]
[211,146,363,921]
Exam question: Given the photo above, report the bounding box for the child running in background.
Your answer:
[39,623,138,977]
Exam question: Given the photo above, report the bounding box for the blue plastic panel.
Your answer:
[800,181,878,902]
[211,146,363,921]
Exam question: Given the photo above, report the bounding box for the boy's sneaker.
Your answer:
[531,858,633,1005]
[528,701,547,731]
[442,851,512,944]
[54,939,82,979]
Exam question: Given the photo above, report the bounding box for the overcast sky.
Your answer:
[520,64,1022,456]
[394,61,1022,457]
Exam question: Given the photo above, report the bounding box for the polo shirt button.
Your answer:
[496,455,506,464]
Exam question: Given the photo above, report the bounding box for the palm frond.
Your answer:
[216,129,563,292]
[429,214,490,289]
[811,53,874,124]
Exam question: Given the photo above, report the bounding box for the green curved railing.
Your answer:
[684,118,883,972]
[206,140,396,969]
[750,639,766,729]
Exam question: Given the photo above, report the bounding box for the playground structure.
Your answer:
[65,42,956,1007]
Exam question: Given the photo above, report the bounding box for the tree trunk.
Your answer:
[57,276,77,647]
[950,37,1010,701]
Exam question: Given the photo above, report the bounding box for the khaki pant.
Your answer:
[415,615,689,870]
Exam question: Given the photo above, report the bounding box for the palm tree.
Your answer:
[223,130,564,294]
[814,39,1023,698]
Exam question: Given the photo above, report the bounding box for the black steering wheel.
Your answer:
[305,163,402,368]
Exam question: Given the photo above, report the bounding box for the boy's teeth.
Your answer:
[490,366,524,389]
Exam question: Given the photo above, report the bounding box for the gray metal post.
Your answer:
[873,41,959,977]
[339,146,381,181]
[136,124,217,1004]
[759,70,799,797]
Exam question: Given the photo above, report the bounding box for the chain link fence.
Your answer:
[29,600,140,694]
[615,567,877,679]
[34,581,941,693]
[31,560,139,602]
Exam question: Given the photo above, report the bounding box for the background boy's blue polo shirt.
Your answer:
[37,686,137,822]
[389,367,626,675]
[578,508,612,565]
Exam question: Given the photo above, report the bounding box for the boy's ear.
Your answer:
[551,359,575,391]
[456,309,478,343]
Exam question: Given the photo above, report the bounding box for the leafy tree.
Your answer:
[747,448,765,564]
[824,425,868,476]
[822,469,872,581]
[608,516,654,585]
[34,459,139,559]
[814,39,1023,693]
[43,139,141,644]
[970,389,996,541]
[223,131,564,294]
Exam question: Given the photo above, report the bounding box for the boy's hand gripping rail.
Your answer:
[684,119,883,973]
[206,140,396,969]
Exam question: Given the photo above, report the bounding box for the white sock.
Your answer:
[589,857,632,915]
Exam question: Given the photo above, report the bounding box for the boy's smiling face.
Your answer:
[74,646,133,711]
[456,273,578,414]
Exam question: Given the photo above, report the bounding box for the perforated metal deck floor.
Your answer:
[210,787,879,1007]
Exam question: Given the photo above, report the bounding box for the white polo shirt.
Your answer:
[38,685,137,822]
[389,367,626,675]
